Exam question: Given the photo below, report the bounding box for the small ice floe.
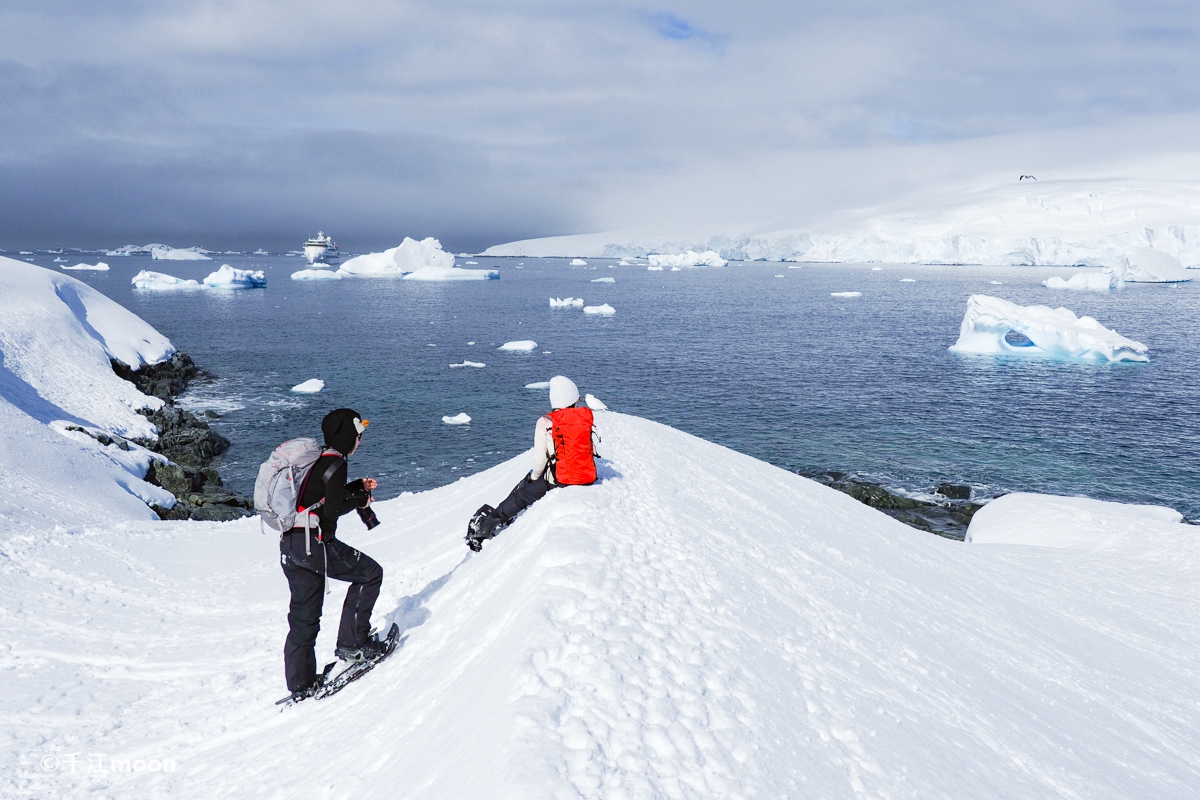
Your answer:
[990,280,1004,285]
[871,267,883,271]
[585,393,608,410]
[499,340,538,352]
[150,245,211,261]
[291,379,325,393]
[253,249,269,256]
[291,268,342,281]
[584,303,615,315]
[131,270,203,290]
[831,291,862,298]
[18,251,32,255]
[61,261,110,271]
[570,258,588,265]
[949,294,1148,362]
[1043,270,1122,291]
[647,250,726,267]
[787,264,803,269]
[591,277,615,283]
[405,266,498,281]
[465,261,478,264]
[550,297,584,308]
[774,274,785,278]
[647,266,664,271]
[449,361,485,368]
[1121,247,1191,282]
[900,278,916,282]
[525,381,551,389]
[442,413,471,425]
[53,257,66,263]
[467,341,475,345]
[204,265,267,289]
[618,260,631,266]
[670,266,681,271]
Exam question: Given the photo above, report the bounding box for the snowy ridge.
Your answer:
[485,165,1200,267]
[6,411,1199,797]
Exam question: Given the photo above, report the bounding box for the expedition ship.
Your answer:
[303,232,339,263]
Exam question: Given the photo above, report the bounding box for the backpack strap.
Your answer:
[296,451,346,556]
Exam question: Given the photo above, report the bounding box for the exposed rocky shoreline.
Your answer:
[113,353,254,521]
[804,471,985,540]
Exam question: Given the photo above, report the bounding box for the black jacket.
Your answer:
[298,454,370,540]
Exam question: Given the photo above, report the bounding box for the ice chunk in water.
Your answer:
[584,303,615,315]
[291,269,342,281]
[442,413,471,425]
[591,277,615,283]
[291,379,324,393]
[131,270,203,290]
[550,297,584,308]
[499,340,538,352]
[204,265,266,289]
[831,291,862,298]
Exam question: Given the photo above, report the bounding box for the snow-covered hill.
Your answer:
[485,156,1200,267]
[5,409,1199,798]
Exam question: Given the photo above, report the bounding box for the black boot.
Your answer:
[466,505,504,551]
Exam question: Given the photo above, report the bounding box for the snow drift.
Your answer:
[6,411,1200,798]
[950,294,1149,362]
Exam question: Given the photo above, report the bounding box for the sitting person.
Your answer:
[466,376,597,551]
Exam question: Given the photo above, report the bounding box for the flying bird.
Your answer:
[1019,175,1037,181]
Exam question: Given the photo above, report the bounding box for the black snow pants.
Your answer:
[494,472,554,523]
[280,529,384,693]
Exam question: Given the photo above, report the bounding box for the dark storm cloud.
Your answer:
[1,0,1199,250]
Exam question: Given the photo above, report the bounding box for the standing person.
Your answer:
[280,408,385,701]
[466,376,597,551]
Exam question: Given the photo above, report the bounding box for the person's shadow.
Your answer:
[381,553,470,638]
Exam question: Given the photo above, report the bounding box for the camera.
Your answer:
[357,504,380,530]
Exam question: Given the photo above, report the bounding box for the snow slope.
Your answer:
[5,411,1199,798]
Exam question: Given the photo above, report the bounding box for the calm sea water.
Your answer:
[34,252,1200,519]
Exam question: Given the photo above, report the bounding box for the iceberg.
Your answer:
[291,379,324,393]
[584,303,615,315]
[831,291,861,298]
[449,361,485,368]
[900,278,916,282]
[203,265,267,289]
[1120,247,1191,282]
[967,493,1185,549]
[404,266,498,281]
[150,245,211,261]
[291,269,342,281]
[647,266,663,271]
[339,237,455,277]
[647,250,726,268]
[570,258,587,265]
[1043,270,1122,291]
[585,393,608,410]
[949,294,1148,362]
[590,277,615,283]
[61,262,109,271]
[499,340,537,352]
[442,413,471,425]
[549,297,584,308]
[131,270,203,291]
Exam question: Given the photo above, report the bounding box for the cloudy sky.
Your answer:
[2,0,1197,252]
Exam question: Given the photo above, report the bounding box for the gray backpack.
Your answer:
[254,438,343,554]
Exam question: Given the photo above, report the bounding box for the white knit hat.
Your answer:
[548,375,580,410]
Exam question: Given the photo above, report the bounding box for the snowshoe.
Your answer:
[465,504,504,551]
[275,661,336,707]
[276,624,402,708]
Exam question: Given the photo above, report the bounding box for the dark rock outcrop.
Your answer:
[109,353,253,522]
[805,471,984,540]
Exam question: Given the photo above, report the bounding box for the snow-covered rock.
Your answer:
[203,265,267,289]
[584,303,616,315]
[291,269,342,281]
[339,237,455,277]
[131,270,203,290]
[7,411,1200,798]
[549,297,584,308]
[290,379,324,393]
[647,250,726,268]
[1120,247,1191,282]
[441,413,471,425]
[949,294,1148,362]
[150,245,211,261]
[590,277,615,283]
[569,258,587,265]
[499,340,537,352]
[967,492,1187,549]
[61,261,109,271]
[1043,269,1123,291]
